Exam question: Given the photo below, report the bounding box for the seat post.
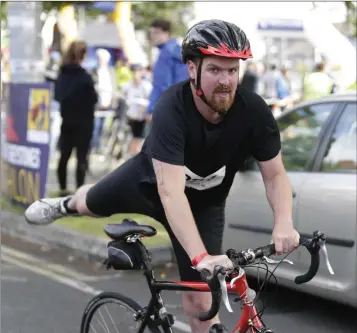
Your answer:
[137,240,153,272]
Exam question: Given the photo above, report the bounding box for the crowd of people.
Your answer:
[240,60,338,114]
[53,18,189,195]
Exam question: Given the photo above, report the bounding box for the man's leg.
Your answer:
[159,204,225,333]
[25,155,158,225]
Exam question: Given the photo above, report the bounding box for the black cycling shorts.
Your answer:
[85,155,225,281]
[128,119,146,138]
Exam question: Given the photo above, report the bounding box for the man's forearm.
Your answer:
[160,192,206,260]
[264,172,293,225]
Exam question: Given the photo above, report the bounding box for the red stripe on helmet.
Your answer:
[199,43,252,59]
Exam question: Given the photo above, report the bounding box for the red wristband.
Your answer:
[191,252,208,267]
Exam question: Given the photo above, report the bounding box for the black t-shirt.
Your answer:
[140,80,281,205]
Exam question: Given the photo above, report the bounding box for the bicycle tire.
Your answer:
[80,291,161,333]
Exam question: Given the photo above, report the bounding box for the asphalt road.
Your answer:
[1,234,356,333]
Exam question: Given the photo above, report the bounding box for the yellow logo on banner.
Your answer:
[27,89,50,131]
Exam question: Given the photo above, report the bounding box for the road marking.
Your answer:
[2,247,191,332]
[1,275,27,283]
[79,273,123,282]
[2,254,103,295]
[1,245,121,282]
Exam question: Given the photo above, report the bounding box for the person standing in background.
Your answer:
[92,48,117,152]
[146,18,189,120]
[239,61,259,93]
[261,64,280,99]
[115,57,132,89]
[302,62,335,101]
[54,41,98,195]
[114,57,132,121]
[277,66,291,100]
[121,64,153,155]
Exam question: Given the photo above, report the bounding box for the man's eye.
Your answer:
[229,69,237,74]
[209,68,219,74]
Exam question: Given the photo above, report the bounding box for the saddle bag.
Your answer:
[104,240,144,270]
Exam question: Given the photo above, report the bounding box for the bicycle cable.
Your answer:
[249,261,276,324]
[233,261,274,326]
[247,240,310,327]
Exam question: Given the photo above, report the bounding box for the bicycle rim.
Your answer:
[80,292,160,333]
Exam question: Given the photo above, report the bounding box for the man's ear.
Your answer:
[187,60,197,81]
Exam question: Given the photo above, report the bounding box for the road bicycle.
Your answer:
[88,115,132,178]
[80,219,334,333]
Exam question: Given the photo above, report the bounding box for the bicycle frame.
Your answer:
[136,267,265,333]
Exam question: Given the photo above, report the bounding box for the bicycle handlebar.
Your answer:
[198,266,226,321]
[198,230,334,321]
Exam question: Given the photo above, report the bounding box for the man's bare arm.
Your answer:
[152,158,206,259]
[257,152,293,225]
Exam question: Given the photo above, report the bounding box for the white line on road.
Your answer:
[1,245,122,282]
[2,254,103,295]
[0,275,27,283]
[2,246,90,280]
[79,273,123,282]
[2,247,191,332]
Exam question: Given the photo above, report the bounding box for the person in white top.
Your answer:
[92,48,117,152]
[261,64,280,99]
[121,64,153,155]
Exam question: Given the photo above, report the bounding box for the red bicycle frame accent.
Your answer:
[172,270,264,333]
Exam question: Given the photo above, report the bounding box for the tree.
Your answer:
[131,1,194,38]
[1,2,7,21]
[345,1,356,36]
[42,2,92,12]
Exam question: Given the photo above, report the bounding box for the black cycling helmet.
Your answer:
[182,19,253,64]
[182,20,253,107]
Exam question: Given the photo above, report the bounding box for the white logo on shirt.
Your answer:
[184,166,226,191]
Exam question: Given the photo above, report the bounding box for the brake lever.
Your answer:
[218,272,233,313]
[262,256,294,265]
[318,239,334,275]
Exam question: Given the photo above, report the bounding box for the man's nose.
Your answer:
[218,71,230,86]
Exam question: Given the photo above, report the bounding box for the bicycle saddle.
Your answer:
[104,219,157,240]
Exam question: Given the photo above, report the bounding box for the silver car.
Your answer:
[224,92,357,307]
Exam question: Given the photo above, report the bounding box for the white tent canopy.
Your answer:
[79,22,121,48]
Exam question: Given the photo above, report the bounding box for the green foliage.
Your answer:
[1,2,7,21]
[42,2,92,12]
[1,1,194,36]
[345,1,357,36]
[131,1,194,37]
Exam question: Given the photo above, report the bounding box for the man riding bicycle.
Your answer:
[25,19,300,333]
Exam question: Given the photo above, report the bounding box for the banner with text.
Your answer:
[1,83,51,208]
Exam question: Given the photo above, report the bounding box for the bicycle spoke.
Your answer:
[88,302,143,333]
[104,305,120,333]
[98,308,111,333]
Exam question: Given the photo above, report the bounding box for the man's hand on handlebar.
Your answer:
[195,254,233,274]
[272,223,300,254]
[196,230,334,322]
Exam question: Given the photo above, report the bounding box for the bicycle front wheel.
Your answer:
[80,292,161,333]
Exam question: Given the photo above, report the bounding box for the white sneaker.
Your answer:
[24,197,77,226]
